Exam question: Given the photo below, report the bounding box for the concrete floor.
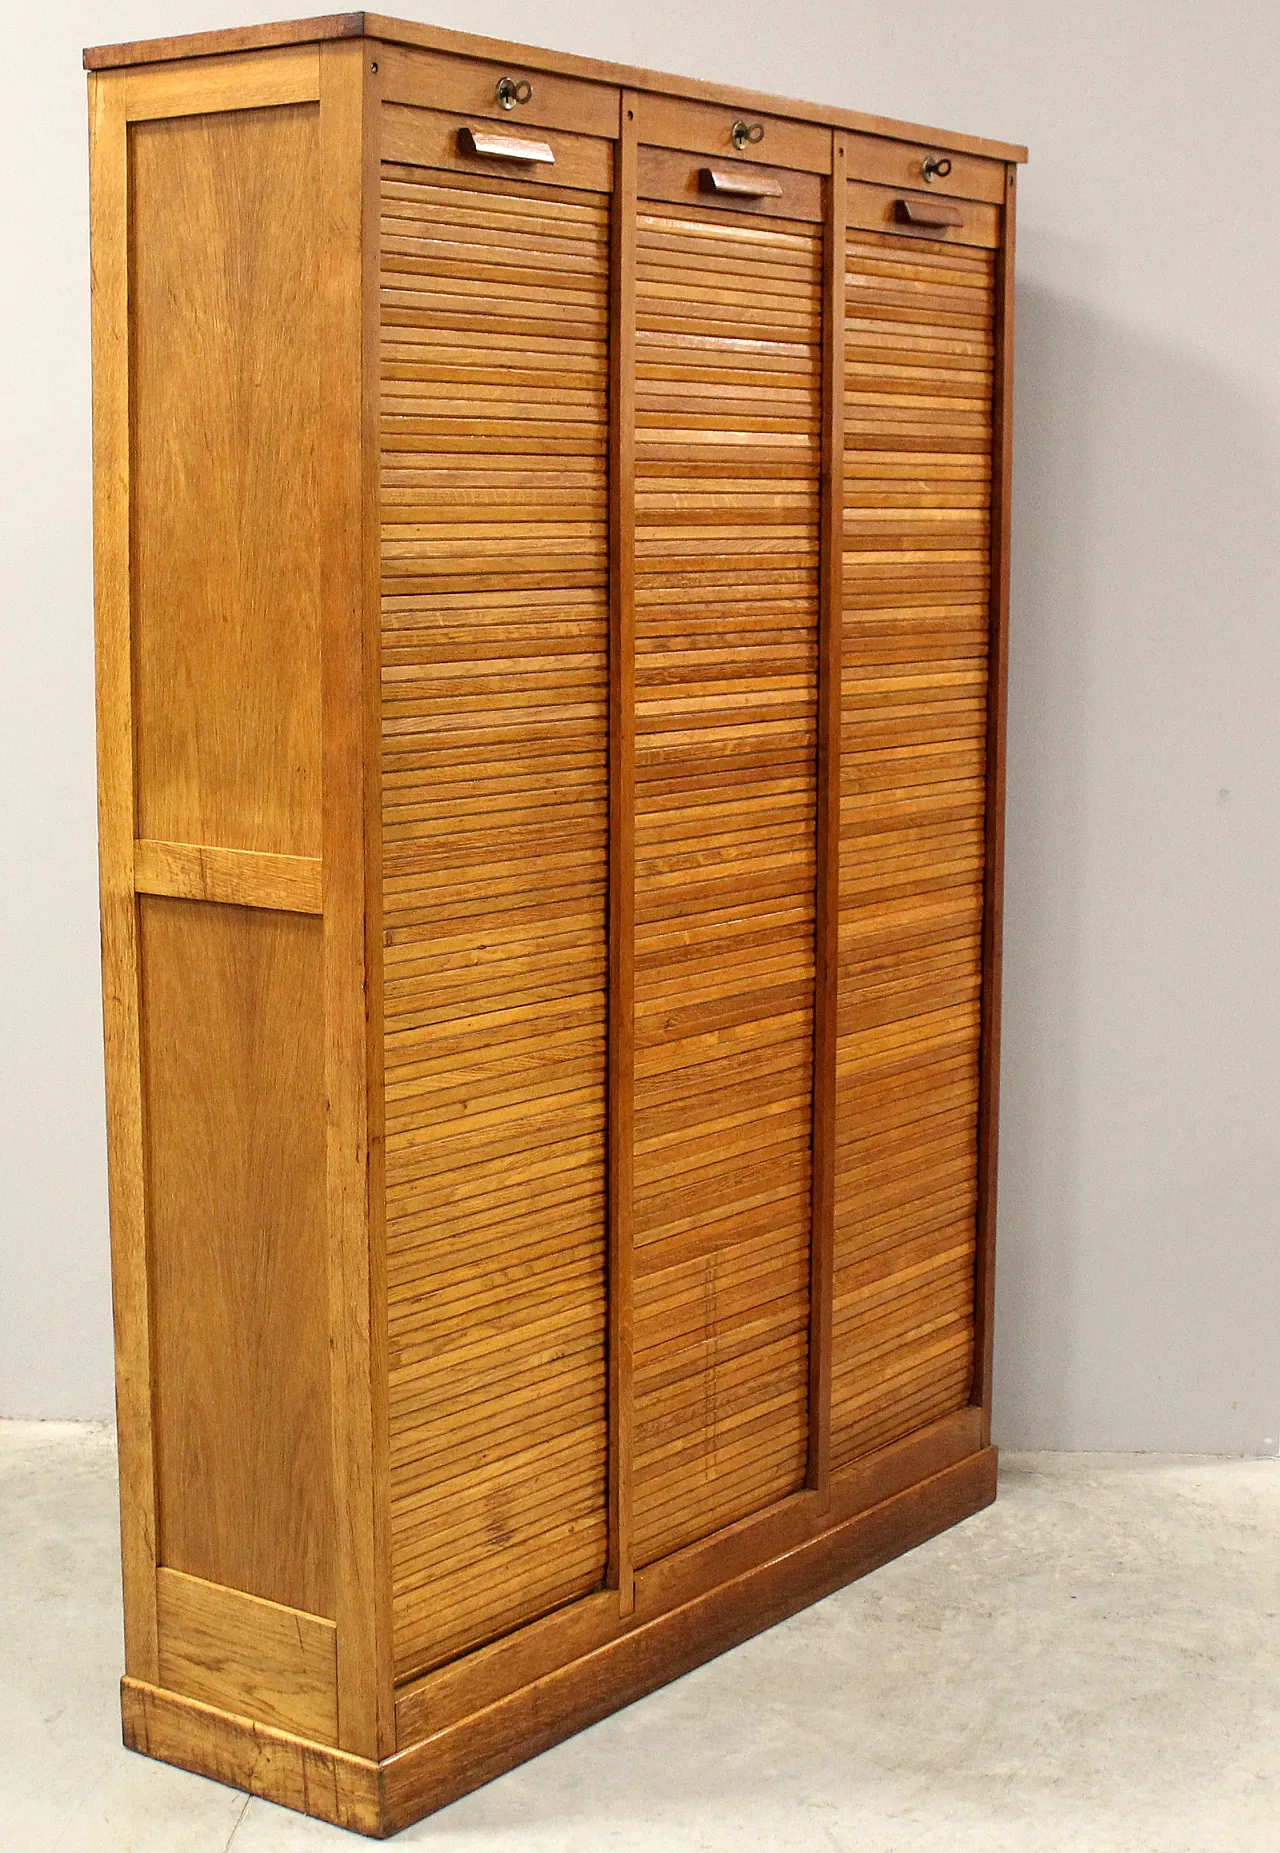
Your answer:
[3,1424,1278,1852]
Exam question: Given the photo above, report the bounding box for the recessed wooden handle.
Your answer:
[894,196,964,229]
[701,167,784,199]
[458,126,555,164]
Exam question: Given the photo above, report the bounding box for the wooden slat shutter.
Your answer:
[630,195,823,1564]
[832,222,997,1464]
[379,160,613,1678]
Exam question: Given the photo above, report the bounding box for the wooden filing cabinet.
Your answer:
[85,12,1025,1836]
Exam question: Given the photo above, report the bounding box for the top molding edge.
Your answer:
[83,10,1028,164]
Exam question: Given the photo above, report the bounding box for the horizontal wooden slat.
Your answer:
[122,46,319,120]
[382,105,613,194]
[376,43,620,138]
[133,839,323,914]
[846,179,1000,250]
[845,132,1005,204]
[638,148,824,223]
[155,1568,336,1744]
[635,92,832,173]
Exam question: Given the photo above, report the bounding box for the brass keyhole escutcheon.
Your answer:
[496,76,534,109]
[922,153,953,183]
[731,119,765,150]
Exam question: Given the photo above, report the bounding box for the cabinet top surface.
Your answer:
[82,10,1027,164]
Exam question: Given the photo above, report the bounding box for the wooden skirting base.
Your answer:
[122,1446,997,1837]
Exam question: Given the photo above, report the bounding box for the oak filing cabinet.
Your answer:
[86,12,1025,1835]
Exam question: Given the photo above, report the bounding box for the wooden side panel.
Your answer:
[140,897,334,1616]
[156,1567,338,1743]
[631,193,822,1566]
[378,151,613,1681]
[119,95,340,1634]
[129,106,322,859]
[91,66,159,1684]
[108,56,384,1761]
[832,219,998,1465]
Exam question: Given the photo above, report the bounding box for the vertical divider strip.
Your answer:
[318,37,386,1757]
[973,163,1018,1446]
[359,45,395,1758]
[807,136,847,1509]
[607,92,639,1613]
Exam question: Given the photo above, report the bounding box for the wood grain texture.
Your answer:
[636,90,832,174]
[832,209,999,1469]
[129,104,323,860]
[86,15,365,72]
[972,165,1017,1444]
[90,66,159,1684]
[319,37,391,1759]
[122,46,320,119]
[133,840,323,913]
[631,190,822,1566]
[378,147,613,1681]
[140,897,334,1616]
[156,1568,338,1742]
[84,16,1029,164]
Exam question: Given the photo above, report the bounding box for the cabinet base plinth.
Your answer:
[121,1448,997,1837]
[120,1680,383,1833]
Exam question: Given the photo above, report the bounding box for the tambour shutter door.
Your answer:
[630,178,823,1565]
[833,217,998,1464]
[379,152,613,1678]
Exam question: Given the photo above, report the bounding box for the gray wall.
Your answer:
[3,2,1277,1451]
